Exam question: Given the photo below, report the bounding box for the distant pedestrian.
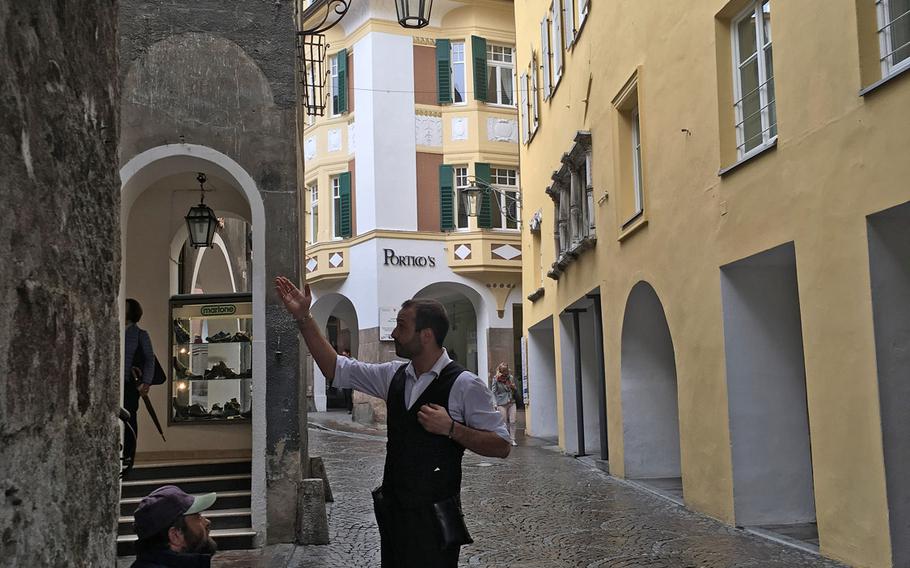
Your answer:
[124,298,155,466]
[491,363,518,446]
[130,485,218,567]
[276,276,510,567]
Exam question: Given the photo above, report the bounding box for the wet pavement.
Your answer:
[122,411,847,567]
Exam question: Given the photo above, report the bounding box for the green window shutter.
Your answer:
[337,49,348,114]
[436,39,452,104]
[471,36,488,102]
[439,164,454,231]
[474,162,493,228]
[339,172,352,238]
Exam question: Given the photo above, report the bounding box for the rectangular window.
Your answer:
[631,110,644,218]
[330,55,340,116]
[541,16,552,99]
[452,41,466,104]
[332,177,342,238]
[877,0,910,75]
[491,168,520,230]
[530,53,540,133]
[519,71,529,142]
[486,45,515,106]
[454,166,470,229]
[732,0,776,158]
[551,1,564,87]
[309,184,319,244]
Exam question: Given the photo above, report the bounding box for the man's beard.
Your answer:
[394,336,421,359]
[185,529,218,555]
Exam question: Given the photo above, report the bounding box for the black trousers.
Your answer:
[379,502,459,568]
[123,381,140,464]
[343,388,354,411]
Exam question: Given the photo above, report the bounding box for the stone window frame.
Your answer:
[546,131,595,280]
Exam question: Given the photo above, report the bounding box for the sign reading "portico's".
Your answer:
[383,248,436,267]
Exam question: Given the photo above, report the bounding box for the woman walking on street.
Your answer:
[491,363,518,446]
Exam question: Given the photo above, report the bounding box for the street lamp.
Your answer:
[395,0,434,28]
[185,172,218,249]
[462,176,522,226]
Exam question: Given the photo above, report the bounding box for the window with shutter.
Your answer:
[474,162,493,229]
[439,164,455,230]
[337,48,348,114]
[436,39,452,104]
[552,1,563,86]
[519,71,529,143]
[338,172,352,238]
[541,17,551,99]
[472,36,488,101]
[578,0,589,30]
[530,53,540,133]
[564,0,575,48]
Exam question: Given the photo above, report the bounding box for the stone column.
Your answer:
[0,1,121,565]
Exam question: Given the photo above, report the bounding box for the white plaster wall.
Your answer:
[620,282,681,479]
[868,204,910,565]
[353,32,418,233]
[721,243,816,526]
[311,238,518,385]
[527,318,558,440]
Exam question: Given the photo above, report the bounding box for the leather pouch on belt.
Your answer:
[432,495,474,550]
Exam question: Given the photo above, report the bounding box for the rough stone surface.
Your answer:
[297,479,329,545]
[0,1,121,566]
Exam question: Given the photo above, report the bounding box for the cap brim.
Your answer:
[184,492,216,515]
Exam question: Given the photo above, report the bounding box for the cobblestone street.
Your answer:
[283,414,845,568]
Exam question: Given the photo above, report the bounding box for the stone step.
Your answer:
[125,460,251,481]
[120,474,251,498]
[119,489,252,517]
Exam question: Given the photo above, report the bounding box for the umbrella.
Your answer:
[133,368,167,442]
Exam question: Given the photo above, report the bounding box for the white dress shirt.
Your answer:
[333,349,511,442]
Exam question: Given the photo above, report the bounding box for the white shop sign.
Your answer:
[379,306,400,341]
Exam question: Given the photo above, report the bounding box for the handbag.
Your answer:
[432,495,473,550]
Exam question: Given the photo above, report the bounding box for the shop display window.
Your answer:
[169,293,253,424]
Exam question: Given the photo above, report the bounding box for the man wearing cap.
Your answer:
[131,485,218,568]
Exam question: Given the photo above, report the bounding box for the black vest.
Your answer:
[383,361,466,509]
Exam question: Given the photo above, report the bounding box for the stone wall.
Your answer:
[0,1,121,566]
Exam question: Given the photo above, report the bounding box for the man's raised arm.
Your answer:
[275,276,337,380]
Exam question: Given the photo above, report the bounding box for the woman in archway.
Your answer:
[492,363,518,446]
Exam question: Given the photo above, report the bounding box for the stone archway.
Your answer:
[310,293,360,411]
[414,282,486,376]
[119,143,268,539]
[620,281,682,487]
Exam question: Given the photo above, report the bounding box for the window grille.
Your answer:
[732,0,776,158]
[296,32,328,117]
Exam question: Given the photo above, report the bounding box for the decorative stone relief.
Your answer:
[491,243,522,261]
[304,137,317,161]
[487,118,519,143]
[451,117,468,141]
[454,243,472,260]
[347,122,355,154]
[327,128,342,152]
[415,115,442,147]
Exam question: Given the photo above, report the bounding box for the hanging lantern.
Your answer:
[462,181,484,218]
[395,0,433,29]
[185,173,218,249]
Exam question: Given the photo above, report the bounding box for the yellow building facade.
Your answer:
[515,1,910,567]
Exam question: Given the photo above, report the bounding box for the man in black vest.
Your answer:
[275,277,511,567]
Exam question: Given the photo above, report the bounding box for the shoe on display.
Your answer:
[224,398,241,417]
[193,335,203,344]
[188,403,209,418]
[232,331,251,342]
[210,404,224,417]
[173,320,191,344]
[206,331,232,343]
[173,357,191,379]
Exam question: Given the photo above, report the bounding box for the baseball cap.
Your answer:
[134,485,217,539]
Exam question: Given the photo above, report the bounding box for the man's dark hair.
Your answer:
[126,298,143,324]
[401,298,449,347]
[134,514,188,553]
